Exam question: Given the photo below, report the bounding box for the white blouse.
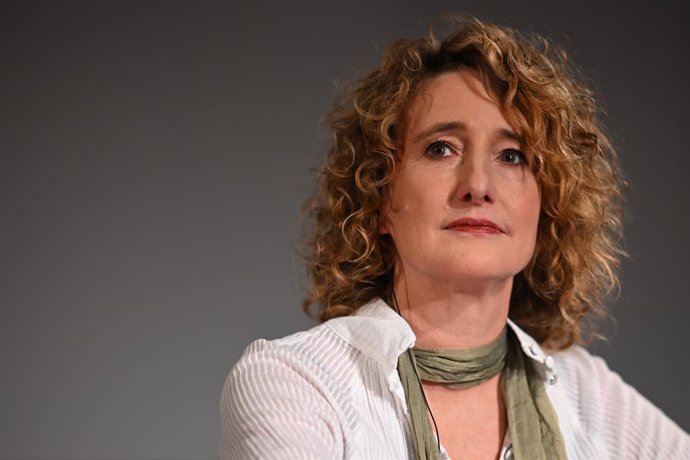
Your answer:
[219,298,690,459]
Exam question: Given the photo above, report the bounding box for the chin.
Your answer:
[449,267,518,284]
[433,254,526,284]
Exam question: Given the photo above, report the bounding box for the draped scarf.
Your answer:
[397,327,568,459]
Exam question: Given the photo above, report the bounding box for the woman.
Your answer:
[219,18,689,459]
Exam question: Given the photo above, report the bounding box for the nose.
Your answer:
[452,150,494,205]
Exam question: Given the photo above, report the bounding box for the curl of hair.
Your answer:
[302,17,625,350]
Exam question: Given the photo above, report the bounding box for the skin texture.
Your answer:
[380,69,541,459]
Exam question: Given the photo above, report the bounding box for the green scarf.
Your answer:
[397,327,568,460]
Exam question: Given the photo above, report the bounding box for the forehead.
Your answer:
[402,69,516,140]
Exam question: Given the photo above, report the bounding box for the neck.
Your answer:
[393,269,512,349]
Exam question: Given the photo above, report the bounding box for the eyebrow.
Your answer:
[412,121,524,144]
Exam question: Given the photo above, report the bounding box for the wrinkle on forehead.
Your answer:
[403,69,517,143]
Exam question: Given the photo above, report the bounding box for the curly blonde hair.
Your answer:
[302,18,625,350]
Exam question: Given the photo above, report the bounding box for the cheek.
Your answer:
[382,170,447,241]
[388,170,431,214]
[503,175,540,236]
[521,180,541,244]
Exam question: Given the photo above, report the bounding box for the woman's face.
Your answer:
[380,69,540,288]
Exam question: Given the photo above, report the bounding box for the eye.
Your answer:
[499,148,528,165]
[425,141,454,159]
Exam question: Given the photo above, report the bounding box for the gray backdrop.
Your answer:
[2,1,688,459]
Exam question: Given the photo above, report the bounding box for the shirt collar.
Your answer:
[325,297,554,374]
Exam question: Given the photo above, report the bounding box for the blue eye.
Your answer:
[425,141,454,158]
[499,148,527,165]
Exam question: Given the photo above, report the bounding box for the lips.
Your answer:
[443,217,504,234]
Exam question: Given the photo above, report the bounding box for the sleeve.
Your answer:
[564,346,690,459]
[218,340,345,460]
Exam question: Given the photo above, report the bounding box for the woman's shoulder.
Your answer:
[231,299,414,380]
[552,344,617,386]
[219,320,363,459]
[219,307,409,459]
[230,319,361,382]
[224,305,402,397]
[551,344,690,458]
[551,343,654,417]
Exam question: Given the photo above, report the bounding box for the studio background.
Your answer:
[1,1,688,459]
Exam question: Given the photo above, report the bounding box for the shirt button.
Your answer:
[503,446,514,459]
[548,373,559,385]
[544,355,555,369]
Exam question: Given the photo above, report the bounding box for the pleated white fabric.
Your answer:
[219,298,690,459]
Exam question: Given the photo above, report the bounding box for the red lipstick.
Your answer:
[443,218,504,234]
